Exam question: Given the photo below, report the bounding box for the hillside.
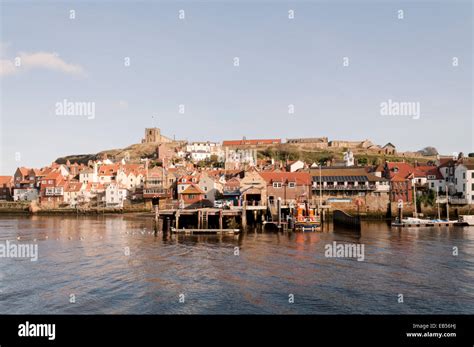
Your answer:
[55,143,159,165]
[56,140,437,167]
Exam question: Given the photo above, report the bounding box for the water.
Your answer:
[0,215,473,314]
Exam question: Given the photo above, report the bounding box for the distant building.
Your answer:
[382,143,396,155]
[142,127,173,144]
[222,137,281,147]
[224,148,257,170]
[329,139,374,149]
[344,150,355,167]
[286,137,328,144]
[186,141,223,162]
[286,160,305,172]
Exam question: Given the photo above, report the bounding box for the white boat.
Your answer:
[455,215,474,226]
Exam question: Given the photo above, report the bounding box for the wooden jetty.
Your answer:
[171,227,240,235]
[391,218,456,228]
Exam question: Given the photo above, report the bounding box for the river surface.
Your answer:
[0,215,473,314]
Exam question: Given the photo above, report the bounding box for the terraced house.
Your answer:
[259,172,312,205]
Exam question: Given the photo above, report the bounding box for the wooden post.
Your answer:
[197,210,202,229]
[175,211,180,230]
[154,204,159,233]
[277,197,282,227]
[242,200,247,230]
[219,210,223,230]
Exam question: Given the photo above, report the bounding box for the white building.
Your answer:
[13,188,38,201]
[225,148,257,170]
[344,150,355,167]
[454,163,474,204]
[287,160,305,172]
[63,181,85,207]
[198,172,223,202]
[426,167,445,193]
[105,183,128,207]
[116,168,144,191]
[186,142,223,162]
[79,163,98,184]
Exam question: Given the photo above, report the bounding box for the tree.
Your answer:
[418,147,438,156]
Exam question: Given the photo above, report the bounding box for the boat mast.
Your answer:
[436,188,441,220]
[319,164,322,213]
[412,174,417,218]
[445,183,449,221]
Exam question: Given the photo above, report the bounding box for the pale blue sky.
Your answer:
[0,0,472,174]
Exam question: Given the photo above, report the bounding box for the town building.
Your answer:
[310,167,390,212]
[179,184,205,207]
[142,127,173,144]
[259,172,312,206]
[0,176,13,201]
[224,148,257,170]
[454,162,474,204]
[223,138,281,147]
[105,183,128,208]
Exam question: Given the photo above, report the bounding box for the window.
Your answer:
[273,182,282,188]
[472,183,474,190]
[288,182,296,188]
[471,172,474,179]
[463,173,466,179]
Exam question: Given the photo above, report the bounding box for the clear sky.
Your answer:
[0,0,472,175]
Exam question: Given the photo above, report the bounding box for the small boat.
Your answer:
[294,205,320,231]
[454,215,474,226]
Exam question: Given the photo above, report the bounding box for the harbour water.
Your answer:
[0,215,473,314]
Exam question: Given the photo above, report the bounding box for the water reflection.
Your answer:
[0,215,473,314]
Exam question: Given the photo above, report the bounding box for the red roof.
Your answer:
[99,164,120,175]
[425,167,443,179]
[386,162,416,181]
[0,176,13,186]
[64,181,83,192]
[17,167,30,176]
[259,172,312,185]
[43,171,63,181]
[180,184,205,195]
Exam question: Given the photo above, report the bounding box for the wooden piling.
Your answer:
[175,211,180,229]
[277,198,281,227]
[219,210,223,229]
[242,200,247,230]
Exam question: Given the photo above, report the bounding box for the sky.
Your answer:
[0,0,472,175]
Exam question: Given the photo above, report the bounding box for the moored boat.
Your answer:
[294,204,321,231]
[454,215,474,226]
